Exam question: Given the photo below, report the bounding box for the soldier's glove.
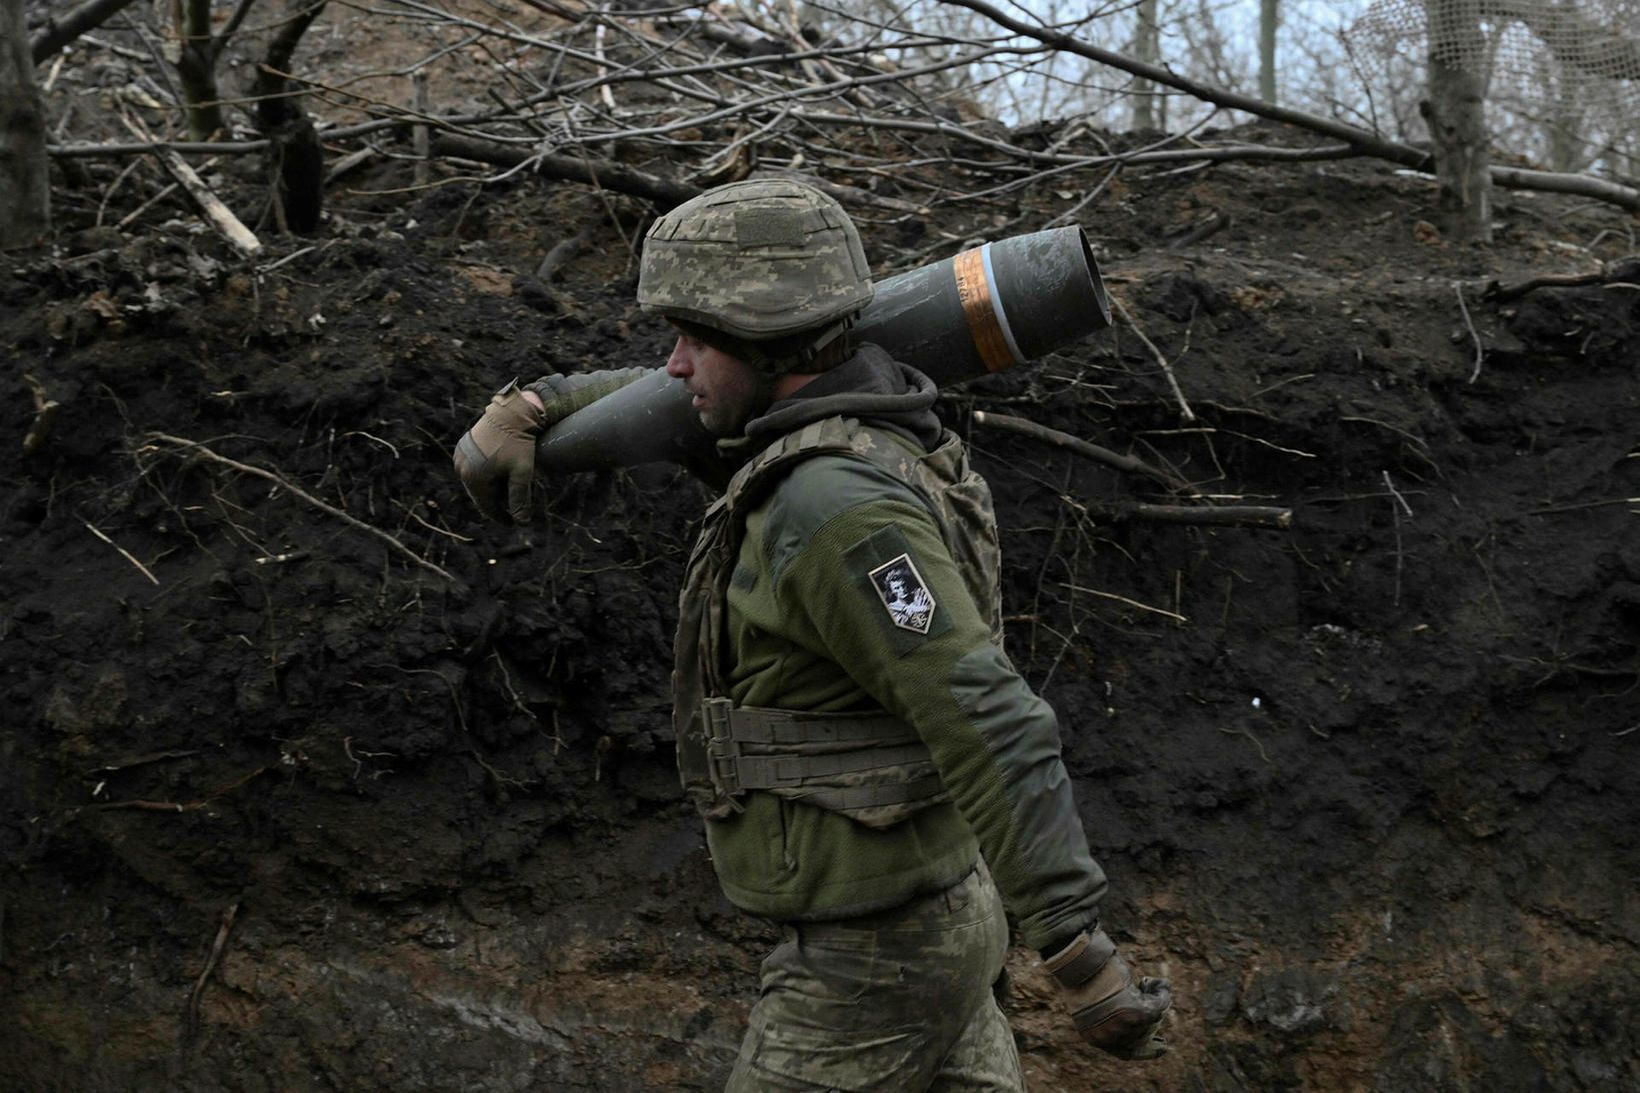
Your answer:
[1045,928,1172,1061]
[454,380,545,524]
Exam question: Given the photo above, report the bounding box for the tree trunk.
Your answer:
[252,1,328,233]
[1,0,51,247]
[1259,0,1279,104]
[1423,0,1492,243]
[1132,0,1159,131]
[173,0,226,140]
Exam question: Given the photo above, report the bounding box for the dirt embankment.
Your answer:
[3,132,1638,1090]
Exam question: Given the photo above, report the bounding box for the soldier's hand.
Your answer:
[454,381,546,524]
[1045,928,1172,1060]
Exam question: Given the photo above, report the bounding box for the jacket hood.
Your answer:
[742,343,943,451]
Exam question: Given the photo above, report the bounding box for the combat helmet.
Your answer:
[637,179,874,373]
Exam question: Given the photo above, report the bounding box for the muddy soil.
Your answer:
[3,125,1638,1091]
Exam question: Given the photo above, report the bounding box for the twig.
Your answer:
[84,521,160,585]
[115,156,220,229]
[1059,582,1187,623]
[1110,295,1194,422]
[1380,471,1414,517]
[1454,282,1484,384]
[143,434,462,586]
[185,900,240,1040]
[1117,502,1291,529]
[430,133,699,209]
[86,749,200,775]
[1484,259,1640,301]
[1523,497,1640,516]
[29,0,142,63]
[971,410,1188,491]
[1382,471,1409,607]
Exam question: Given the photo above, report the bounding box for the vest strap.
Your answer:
[703,697,934,799]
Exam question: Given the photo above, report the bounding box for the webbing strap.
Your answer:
[702,698,938,800]
[725,705,920,747]
[733,744,934,789]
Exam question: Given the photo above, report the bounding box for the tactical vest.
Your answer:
[673,415,1004,825]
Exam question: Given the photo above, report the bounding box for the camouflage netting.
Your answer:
[1345,0,1640,169]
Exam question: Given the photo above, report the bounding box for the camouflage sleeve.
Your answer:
[762,461,1107,952]
[522,367,652,427]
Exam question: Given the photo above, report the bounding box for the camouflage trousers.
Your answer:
[725,860,1024,1092]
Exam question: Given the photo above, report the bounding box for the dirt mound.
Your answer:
[3,129,1637,1090]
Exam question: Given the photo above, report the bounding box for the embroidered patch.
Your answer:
[868,553,936,635]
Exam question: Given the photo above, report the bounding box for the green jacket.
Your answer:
[536,349,1108,953]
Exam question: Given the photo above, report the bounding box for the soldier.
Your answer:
[455,179,1172,1090]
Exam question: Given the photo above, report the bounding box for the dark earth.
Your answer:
[2,119,1638,1091]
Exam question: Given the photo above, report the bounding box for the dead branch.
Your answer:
[150,145,263,256]
[971,410,1188,491]
[117,115,261,255]
[29,0,141,63]
[143,433,462,586]
[972,411,1291,528]
[430,133,699,209]
[1484,258,1640,302]
[1111,295,1195,422]
[86,749,200,775]
[1060,582,1188,623]
[1116,502,1291,529]
[83,520,160,585]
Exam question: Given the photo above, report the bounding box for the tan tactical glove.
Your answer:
[454,380,545,524]
[1045,928,1172,1060]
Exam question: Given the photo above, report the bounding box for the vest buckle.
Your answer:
[702,696,743,801]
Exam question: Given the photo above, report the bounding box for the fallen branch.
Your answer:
[1116,502,1291,529]
[430,134,700,209]
[118,116,262,256]
[29,0,142,64]
[1059,582,1187,623]
[143,433,462,585]
[972,410,1188,491]
[1484,258,1640,302]
[971,412,1291,528]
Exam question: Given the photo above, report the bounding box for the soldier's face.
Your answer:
[665,332,769,436]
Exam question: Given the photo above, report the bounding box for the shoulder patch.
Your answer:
[868,553,937,634]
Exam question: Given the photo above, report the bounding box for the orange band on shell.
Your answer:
[952,246,1013,373]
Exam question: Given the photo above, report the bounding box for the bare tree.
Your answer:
[2,0,50,246]
[172,0,263,139]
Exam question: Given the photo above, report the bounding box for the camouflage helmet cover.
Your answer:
[637,179,874,342]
